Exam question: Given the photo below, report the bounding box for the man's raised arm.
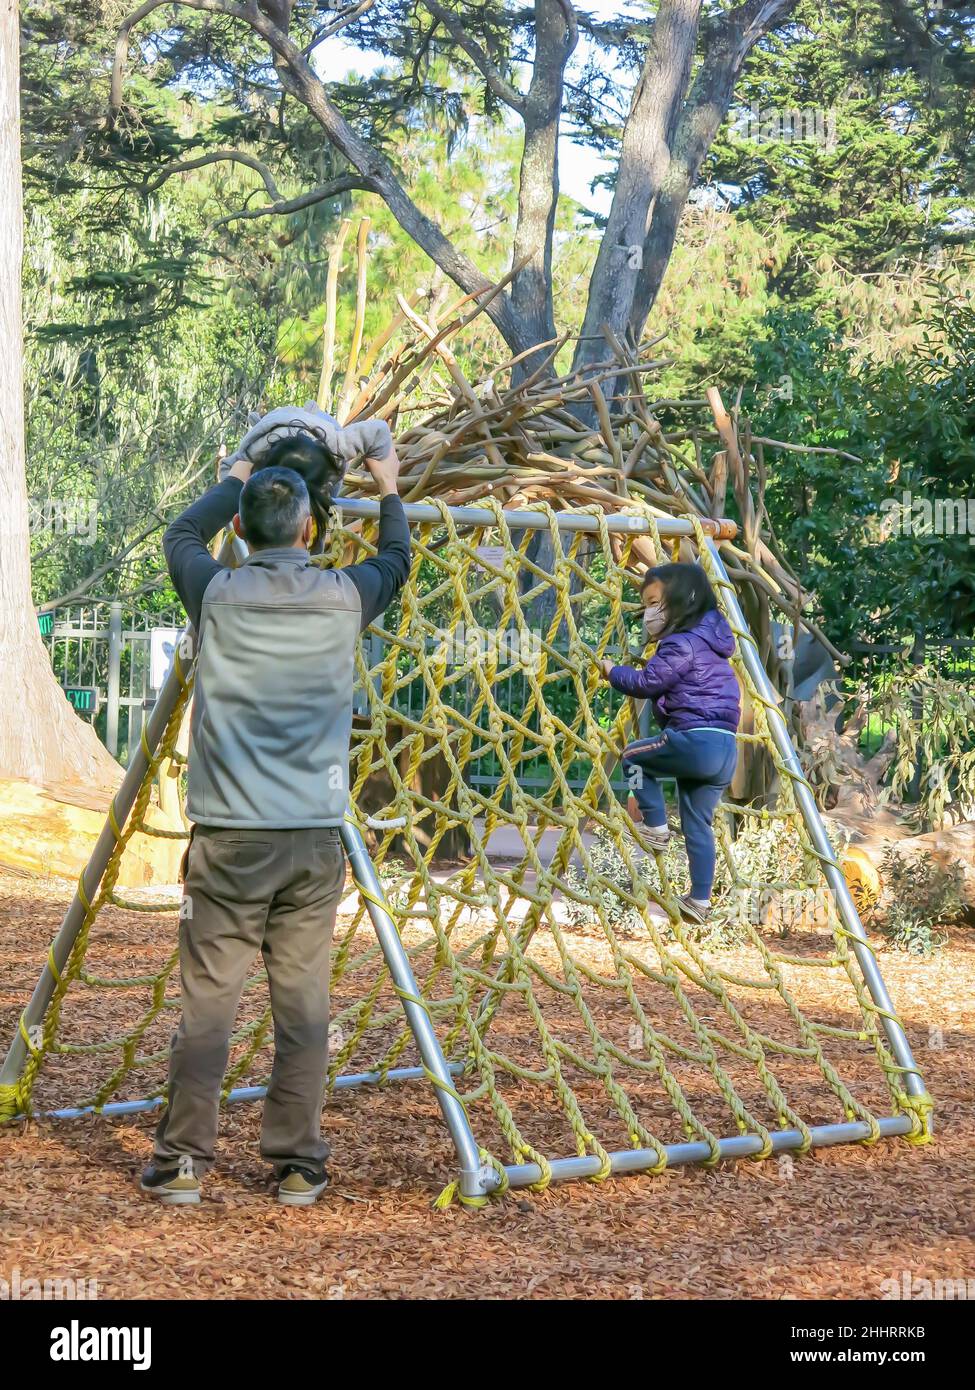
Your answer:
[163,459,251,631]
[343,443,411,629]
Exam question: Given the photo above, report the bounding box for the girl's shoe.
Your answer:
[633,823,671,853]
[677,894,711,926]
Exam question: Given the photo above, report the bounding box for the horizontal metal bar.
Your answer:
[335,495,733,538]
[50,628,158,641]
[27,1063,466,1122]
[487,1115,914,1191]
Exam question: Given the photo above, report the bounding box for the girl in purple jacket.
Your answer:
[601,563,741,923]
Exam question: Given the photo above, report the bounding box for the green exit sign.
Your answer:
[38,611,54,637]
[64,685,100,716]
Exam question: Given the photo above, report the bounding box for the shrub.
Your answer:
[874,845,965,957]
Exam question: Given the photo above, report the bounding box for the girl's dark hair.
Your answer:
[641,562,717,637]
[252,430,342,554]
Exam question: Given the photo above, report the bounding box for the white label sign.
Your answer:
[150,627,182,691]
[475,545,506,572]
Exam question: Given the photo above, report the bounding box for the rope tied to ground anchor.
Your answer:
[1,498,929,1195]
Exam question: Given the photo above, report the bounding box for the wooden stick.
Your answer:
[337,216,372,422]
[317,217,352,413]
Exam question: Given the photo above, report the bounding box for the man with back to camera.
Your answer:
[140,410,410,1207]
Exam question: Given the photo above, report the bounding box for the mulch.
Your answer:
[1,869,972,1300]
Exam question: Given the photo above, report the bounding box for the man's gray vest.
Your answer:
[187,548,362,828]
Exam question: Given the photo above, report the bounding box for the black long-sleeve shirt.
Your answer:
[162,477,411,631]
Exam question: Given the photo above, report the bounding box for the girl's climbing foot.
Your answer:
[677,894,711,925]
[634,822,671,853]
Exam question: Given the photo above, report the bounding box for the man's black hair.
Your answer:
[238,466,311,550]
[641,562,718,637]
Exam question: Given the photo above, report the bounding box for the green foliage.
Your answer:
[708,1,974,296]
[650,209,791,391]
[563,813,836,948]
[875,845,965,957]
[862,663,975,829]
[564,833,657,937]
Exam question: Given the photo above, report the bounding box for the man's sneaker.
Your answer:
[677,894,711,926]
[277,1164,329,1206]
[140,1155,201,1205]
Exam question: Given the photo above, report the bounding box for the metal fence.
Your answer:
[42,600,185,763]
[846,634,975,688]
[845,633,975,724]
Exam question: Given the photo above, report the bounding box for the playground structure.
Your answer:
[0,493,931,1205]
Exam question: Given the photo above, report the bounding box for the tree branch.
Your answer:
[145,147,285,197]
[422,0,527,113]
[109,0,532,354]
[144,147,372,223]
[212,173,370,225]
[882,0,947,55]
[302,0,378,56]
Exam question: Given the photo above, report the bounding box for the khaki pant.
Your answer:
[154,825,346,1177]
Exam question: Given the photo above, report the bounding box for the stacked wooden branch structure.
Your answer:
[319,235,852,666]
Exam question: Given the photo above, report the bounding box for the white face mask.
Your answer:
[642,603,667,641]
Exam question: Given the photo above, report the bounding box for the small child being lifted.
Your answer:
[600,562,741,925]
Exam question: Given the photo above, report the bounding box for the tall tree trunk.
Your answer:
[0,1,119,788]
[509,0,578,363]
[574,0,799,382]
[572,0,702,378]
[628,2,788,338]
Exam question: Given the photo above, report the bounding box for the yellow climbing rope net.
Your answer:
[0,498,930,1199]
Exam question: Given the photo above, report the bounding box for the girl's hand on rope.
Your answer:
[599,658,614,680]
[364,441,401,498]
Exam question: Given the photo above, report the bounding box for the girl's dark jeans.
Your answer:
[621,727,739,900]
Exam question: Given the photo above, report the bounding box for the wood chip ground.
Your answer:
[1,870,971,1300]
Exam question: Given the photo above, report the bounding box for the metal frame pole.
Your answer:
[0,639,191,1093]
[485,1115,914,1192]
[334,495,737,538]
[340,818,488,1200]
[704,538,929,1116]
[106,600,122,758]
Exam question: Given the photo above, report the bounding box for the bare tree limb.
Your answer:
[146,147,285,197]
[422,0,527,112]
[302,0,378,56]
[211,174,370,225]
[109,0,533,354]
